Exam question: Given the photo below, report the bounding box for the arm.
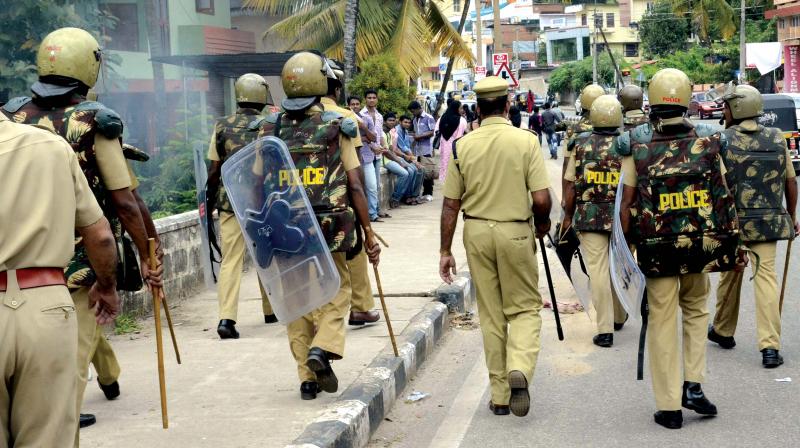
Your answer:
[206,160,222,213]
[786,176,798,234]
[77,217,121,325]
[132,188,163,260]
[620,185,637,237]
[562,181,576,228]
[110,188,160,287]
[346,168,381,264]
[531,189,552,238]
[439,197,461,284]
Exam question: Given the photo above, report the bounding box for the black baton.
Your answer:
[539,237,564,341]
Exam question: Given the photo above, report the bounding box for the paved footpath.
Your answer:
[80,185,466,448]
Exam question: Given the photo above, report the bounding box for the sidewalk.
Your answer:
[79,186,465,448]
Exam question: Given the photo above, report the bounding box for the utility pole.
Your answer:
[475,0,483,66]
[493,0,502,70]
[592,9,598,83]
[739,0,747,83]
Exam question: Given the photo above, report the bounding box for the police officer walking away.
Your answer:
[562,84,604,196]
[206,73,277,339]
[1,110,120,446]
[709,84,799,367]
[620,68,741,429]
[562,95,629,347]
[256,52,380,400]
[618,85,649,131]
[439,76,552,417]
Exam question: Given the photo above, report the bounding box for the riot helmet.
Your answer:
[648,68,692,109]
[281,52,333,111]
[235,73,271,107]
[580,84,605,115]
[590,95,623,128]
[35,27,102,96]
[618,85,644,112]
[722,84,763,120]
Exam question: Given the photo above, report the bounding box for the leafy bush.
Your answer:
[548,52,619,97]
[347,53,415,117]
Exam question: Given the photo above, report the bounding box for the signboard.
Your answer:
[474,66,487,81]
[609,178,646,318]
[495,62,519,88]
[492,53,509,73]
[784,45,800,93]
[439,63,448,73]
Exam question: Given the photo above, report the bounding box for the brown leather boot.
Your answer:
[349,310,380,326]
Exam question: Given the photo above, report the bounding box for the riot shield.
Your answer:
[221,136,341,324]
[609,179,646,317]
[548,188,592,314]
[193,142,220,290]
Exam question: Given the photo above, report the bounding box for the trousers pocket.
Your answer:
[41,303,76,319]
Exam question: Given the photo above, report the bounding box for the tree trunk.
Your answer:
[343,0,360,87]
[475,0,483,66]
[492,0,502,62]
[438,0,471,102]
[145,0,167,148]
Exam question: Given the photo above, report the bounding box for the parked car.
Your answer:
[760,94,800,172]
[688,92,723,119]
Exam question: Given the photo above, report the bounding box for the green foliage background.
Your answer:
[347,53,415,117]
[548,52,619,96]
[639,2,690,58]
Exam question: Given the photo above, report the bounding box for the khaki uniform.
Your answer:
[622,156,711,410]
[285,108,362,382]
[443,116,550,405]
[564,154,627,333]
[208,128,274,320]
[0,114,104,447]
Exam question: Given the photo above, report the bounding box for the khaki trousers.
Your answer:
[73,287,100,433]
[578,231,627,334]
[1,280,78,448]
[347,249,375,312]
[92,331,121,386]
[218,212,273,320]
[646,274,710,411]
[287,252,351,382]
[715,242,781,350]
[464,220,543,406]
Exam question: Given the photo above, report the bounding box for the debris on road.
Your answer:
[450,312,478,330]
[405,391,431,403]
[543,301,584,314]
[775,377,792,383]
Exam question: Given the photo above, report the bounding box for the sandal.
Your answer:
[370,217,384,223]
[378,212,392,218]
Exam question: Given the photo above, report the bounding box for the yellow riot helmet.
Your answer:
[281,52,333,111]
[722,84,763,120]
[590,95,623,128]
[36,27,102,89]
[618,85,644,112]
[648,68,692,108]
[235,73,271,106]
[580,84,605,113]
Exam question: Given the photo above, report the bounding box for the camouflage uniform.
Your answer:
[564,117,594,156]
[714,120,797,351]
[623,110,649,131]
[208,107,275,322]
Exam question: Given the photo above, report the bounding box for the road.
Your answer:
[369,116,800,447]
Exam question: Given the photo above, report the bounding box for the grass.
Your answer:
[114,313,142,335]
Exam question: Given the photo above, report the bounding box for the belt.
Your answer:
[0,268,66,292]
[462,213,529,224]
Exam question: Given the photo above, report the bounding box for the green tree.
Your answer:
[243,0,475,80]
[547,53,618,97]
[667,0,735,45]
[347,53,415,117]
[639,2,690,58]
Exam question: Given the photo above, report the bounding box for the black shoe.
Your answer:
[349,310,380,326]
[508,370,530,417]
[307,347,338,393]
[707,325,735,349]
[614,314,629,331]
[79,413,96,429]
[762,349,784,368]
[300,381,321,400]
[217,319,239,339]
[682,382,718,415]
[98,379,120,400]
[264,314,278,324]
[488,401,510,416]
[654,410,682,429]
[593,333,613,347]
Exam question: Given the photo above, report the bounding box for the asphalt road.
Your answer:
[369,117,800,447]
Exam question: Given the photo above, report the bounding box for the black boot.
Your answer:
[264,314,278,324]
[300,381,321,400]
[306,347,338,393]
[654,410,682,429]
[488,401,510,416]
[614,314,629,331]
[508,370,530,417]
[217,319,239,339]
[762,349,784,368]
[79,413,96,429]
[707,325,736,349]
[98,379,120,400]
[682,382,718,415]
[593,333,613,347]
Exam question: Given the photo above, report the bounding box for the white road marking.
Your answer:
[427,353,489,448]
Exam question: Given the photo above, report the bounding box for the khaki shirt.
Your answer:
[0,114,103,271]
[320,97,364,149]
[94,134,132,191]
[443,116,549,221]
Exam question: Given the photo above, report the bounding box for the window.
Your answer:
[103,3,141,52]
[793,16,800,27]
[779,18,786,29]
[606,13,615,28]
[594,13,603,28]
[453,0,461,12]
[625,43,639,57]
[582,14,587,26]
[196,0,214,14]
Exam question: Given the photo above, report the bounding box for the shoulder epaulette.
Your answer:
[616,131,632,156]
[321,110,345,123]
[338,116,358,138]
[693,123,718,138]
[93,106,124,139]
[2,96,31,113]
[630,122,653,144]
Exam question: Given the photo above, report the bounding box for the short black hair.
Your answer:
[477,96,507,117]
[408,100,422,111]
[533,106,540,113]
[327,77,342,96]
[347,95,361,104]
[385,112,397,120]
[544,103,551,110]
[400,114,412,122]
[364,88,378,97]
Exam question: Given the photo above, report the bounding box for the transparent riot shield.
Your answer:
[609,179,646,317]
[221,136,341,323]
[193,142,220,290]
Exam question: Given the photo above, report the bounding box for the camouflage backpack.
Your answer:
[214,108,264,212]
[256,110,356,253]
[566,118,593,153]
[573,132,623,232]
[628,125,739,277]
[2,97,124,288]
[721,124,795,242]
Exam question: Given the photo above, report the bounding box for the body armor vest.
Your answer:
[721,124,795,242]
[259,111,356,253]
[573,132,622,232]
[632,127,739,277]
[215,108,263,212]
[623,111,648,131]
[2,97,123,288]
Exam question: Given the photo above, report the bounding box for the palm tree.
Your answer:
[343,0,359,80]
[144,0,167,146]
[439,0,471,101]
[668,0,735,44]
[244,0,475,81]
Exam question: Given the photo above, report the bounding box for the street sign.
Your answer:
[474,66,487,81]
[495,62,518,88]
[492,53,509,74]
[439,63,448,73]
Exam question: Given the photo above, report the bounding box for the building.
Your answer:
[766,0,800,92]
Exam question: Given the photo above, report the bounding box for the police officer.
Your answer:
[619,68,740,429]
[562,84,604,196]
[256,52,380,400]
[1,111,120,446]
[618,85,649,131]
[562,95,628,347]
[206,73,277,339]
[1,27,162,429]
[439,76,552,417]
[709,84,799,368]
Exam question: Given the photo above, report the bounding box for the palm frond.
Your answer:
[243,0,328,15]
[426,0,475,66]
